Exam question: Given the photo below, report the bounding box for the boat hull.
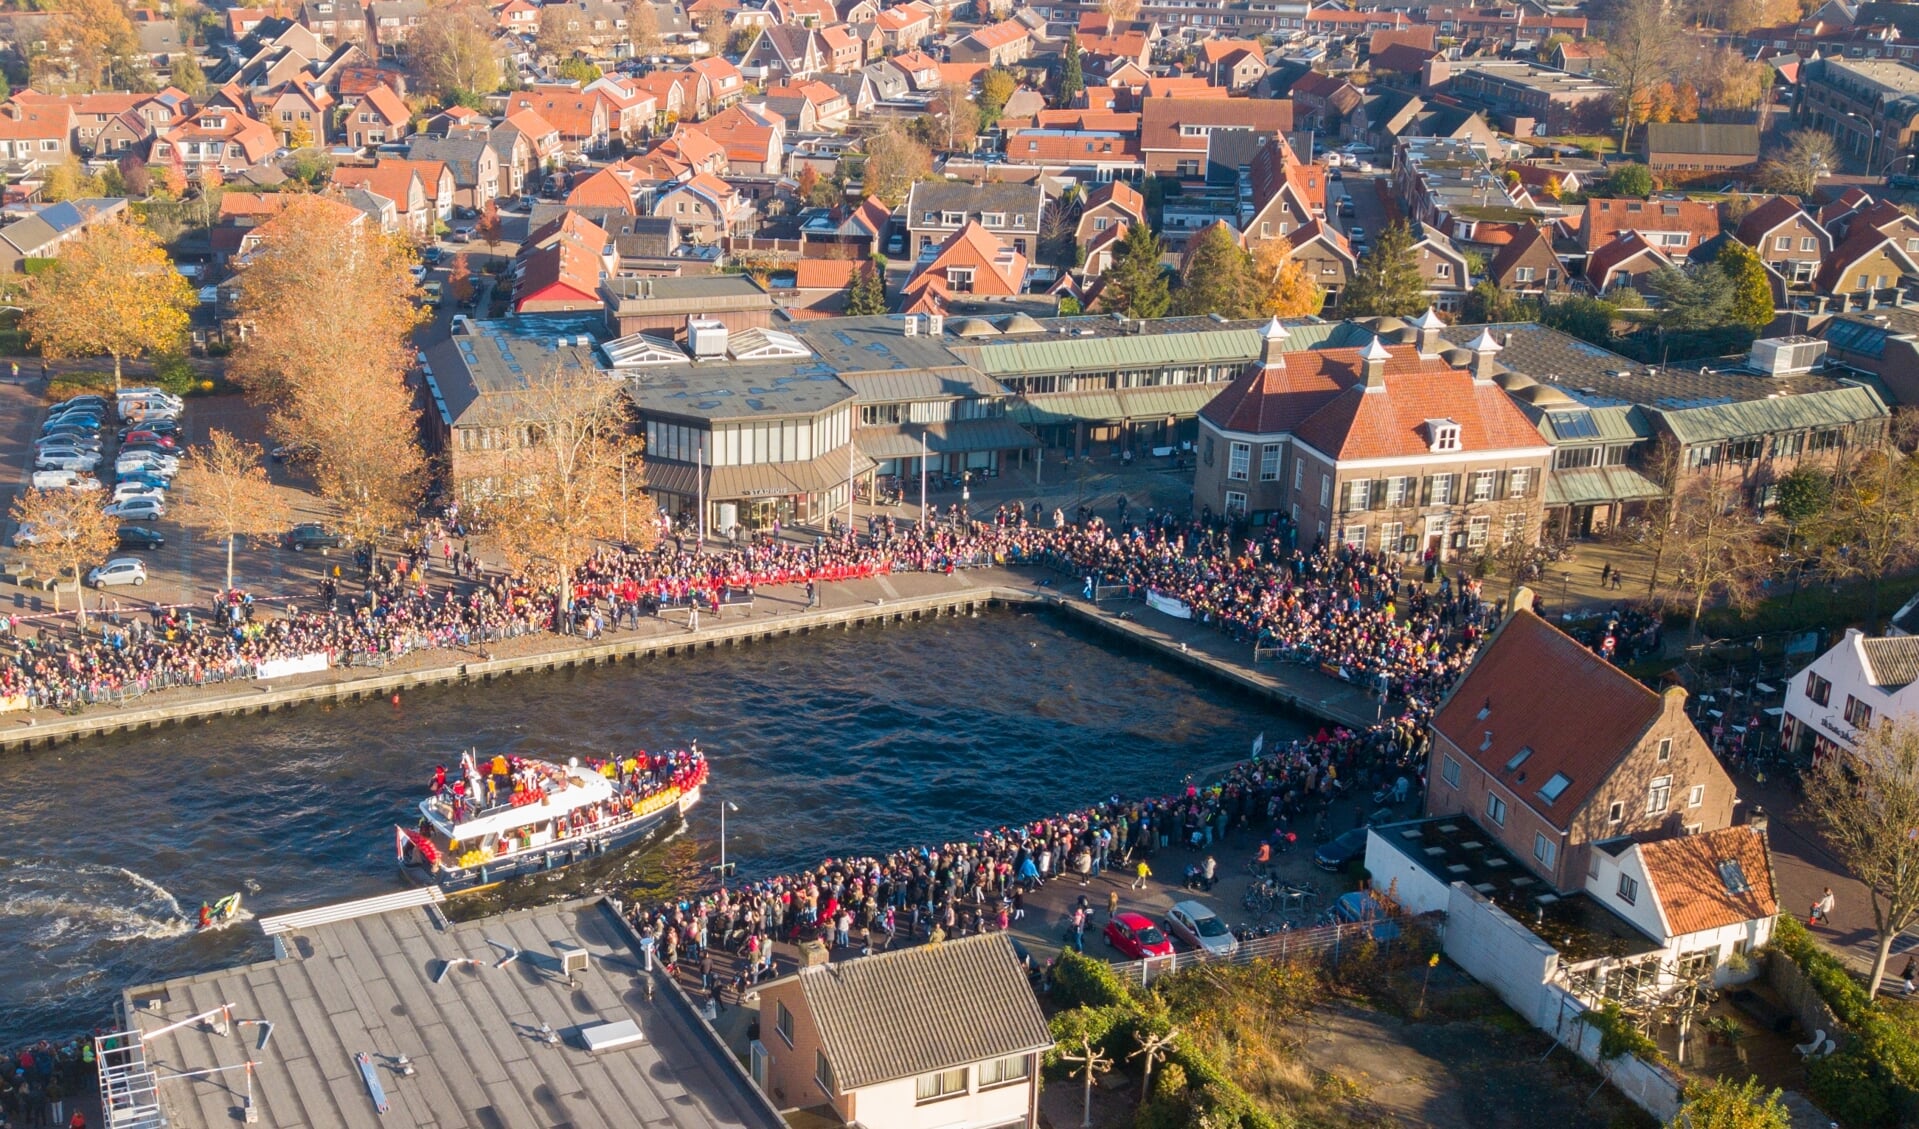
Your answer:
[399,785,701,895]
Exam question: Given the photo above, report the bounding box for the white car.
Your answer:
[103,497,165,521]
[12,522,73,546]
[117,455,180,476]
[118,387,182,408]
[1164,900,1239,958]
[87,558,148,588]
[29,469,100,491]
[112,482,167,504]
[37,451,102,472]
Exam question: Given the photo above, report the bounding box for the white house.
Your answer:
[1578,824,1778,988]
[1781,628,1919,759]
[750,933,1051,1129]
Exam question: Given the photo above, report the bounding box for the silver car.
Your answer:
[1165,900,1239,958]
[87,557,148,588]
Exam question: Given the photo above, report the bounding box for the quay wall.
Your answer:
[0,581,1370,753]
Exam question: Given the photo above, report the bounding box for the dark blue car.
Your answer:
[1314,827,1370,872]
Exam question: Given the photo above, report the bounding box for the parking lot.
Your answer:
[3,383,346,619]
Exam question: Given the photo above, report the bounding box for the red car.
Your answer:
[122,431,176,449]
[1104,912,1175,959]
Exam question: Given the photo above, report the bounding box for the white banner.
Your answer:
[1145,590,1192,620]
[256,652,331,679]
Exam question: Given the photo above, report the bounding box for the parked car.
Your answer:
[119,406,181,425]
[117,472,172,495]
[120,430,177,450]
[449,223,475,243]
[42,420,100,439]
[13,522,72,546]
[30,469,100,491]
[118,386,182,407]
[1331,891,1400,941]
[282,523,344,552]
[112,482,166,504]
[119,443,178,462]
[117,456,180,478]
[37,451,102,472]
[1164,900,1239,957]
[1313,826,1371,872]
[87,557,148,588]
[116,419,178,442]
[421,246,445,265]
[58,395,106,411]
[46,406,104,426]
[116,525,166,550]
[270,442,318,463]
[103,497,165,521]
[1347,225,1366,244]
[36,433,102,451]
[1104,911,1176,959]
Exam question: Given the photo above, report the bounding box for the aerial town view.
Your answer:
[2,0,1919,1124]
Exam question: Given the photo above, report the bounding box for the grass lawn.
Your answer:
[1538,135,1619,154]
[1696,571,1919,642]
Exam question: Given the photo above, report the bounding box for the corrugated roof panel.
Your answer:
[1658,384,1889,444]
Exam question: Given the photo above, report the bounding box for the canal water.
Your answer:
[0,606,1307,1045]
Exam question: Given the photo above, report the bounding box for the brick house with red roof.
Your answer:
[506,87,611,156]
[1816,227,1919,306]
[340,82,409,148]
[1578,196,1721,256]
[1200,38,1267,91]
[514,235,612,314]
[1287,220,1357,305]
[564,165,639,214]
[951,19,1030,66]
[330,160,428,237]
[1424,596,1736,895]
[1485,224,1563,298]
[1074,179,1144,246]
[1584,231,1675,294]
[1733,195,1829,292]
[695,104,784,175]
[1194,316,1549,554]
[901,220,1027,313]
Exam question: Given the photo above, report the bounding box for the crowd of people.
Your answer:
[0,504,1512,718]
[615,712,1434,1003]
[1,1039,88,1128]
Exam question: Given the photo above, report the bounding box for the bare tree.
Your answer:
[1802,721,1919,997]
[1804,427,1919,622]
[475,363,659,634]
[1661,472,1770,639]
[928,81,980,153]
[173,430,290,593]
[9,488,118,624]
[1597,0,1684,155]
[1760,129,1839,196]
[409,0,502,99]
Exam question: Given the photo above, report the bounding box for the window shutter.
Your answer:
[1369,479,1383,510]
[1419,475,1432,506]
[1494,470,1506,500]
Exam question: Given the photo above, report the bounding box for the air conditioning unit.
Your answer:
[687,317,728,358]
[927,314,944,335]
[1750,335,1827,376]
[903,314,919,336]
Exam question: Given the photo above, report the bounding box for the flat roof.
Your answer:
[625,357,856,421]
[121,898,786,1129]
[1827,56,1919,96]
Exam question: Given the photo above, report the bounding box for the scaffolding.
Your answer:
[98,1003,257,1129]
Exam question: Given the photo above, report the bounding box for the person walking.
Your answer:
[1106,888,1120,921]
[1132,860,1151,890]
[1812,887,1836,925]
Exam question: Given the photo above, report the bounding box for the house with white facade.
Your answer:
[750,933,1050,1129]
[1781,627,1919,759]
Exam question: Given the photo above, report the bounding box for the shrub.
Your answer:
[151,353,197,396]
[1808,1047,1894,1127]
[1053,948,1133,1009]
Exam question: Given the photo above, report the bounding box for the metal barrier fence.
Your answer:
[1105,918,1395,987]
[1093,582,1139,603]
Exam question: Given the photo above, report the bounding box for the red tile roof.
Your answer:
[965,18,1028,48]
[1581,196,1721,253]
[565,166,638,213]
[1585,231,1673,288]
[1084,179,1144,220]
[903,220,1025,300]
[1435,608,1665,827]
[1816,227,1919,293]
[515,238,604,311]
[1637,826,1779,937]
[358,82,408,125]
[1734,194,1815,248]
[794,257,871,289]
[1200,37,1262,63]
[1141,97,1292,153]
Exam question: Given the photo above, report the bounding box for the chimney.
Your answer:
[1510,585,1535,615]
[1413,306,1446,355]
[1259,316,1289,368]
[1360,334,1390,388]
[1468,326,1503,381]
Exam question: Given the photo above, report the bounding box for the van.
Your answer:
[118,387,182,407]
[32,469,90,490]
[119,399,182,422]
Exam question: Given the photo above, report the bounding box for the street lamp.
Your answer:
[715,800,741,889]
[1847,111,1881,175]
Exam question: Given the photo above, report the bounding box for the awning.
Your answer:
[635,448,876,500]
[857,419,1040,459]
[1545,466,1667,508]
[1009,384,1226,426]
[635,458,702,498]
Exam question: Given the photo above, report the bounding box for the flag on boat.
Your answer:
[1252,732,1265,758]
[1145,589,1192,619]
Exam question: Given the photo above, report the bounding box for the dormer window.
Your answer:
[941,211,963,225]
[1426,419,1460,452]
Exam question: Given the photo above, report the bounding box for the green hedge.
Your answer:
[1771,915,1918,1125]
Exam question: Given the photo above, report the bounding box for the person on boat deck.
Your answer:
[432,765,447,794]
[198,902,211,928]
[491,753,509,778]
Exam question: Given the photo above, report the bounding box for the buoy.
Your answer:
[391,694,402,705]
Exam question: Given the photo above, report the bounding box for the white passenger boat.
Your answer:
[396,747,706,894]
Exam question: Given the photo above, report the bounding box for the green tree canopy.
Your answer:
[1057,32,1083,107]
[1715,238,1775,329]
[1645,264,1736,331]
[1340,220,1427,318]
[1100,221,1170,319]
[841,260,887,316]
[1603,162,1654,198]
[1668,1077,1791,1129]
[1171,222,1257,317]
[1537,294,1617,347]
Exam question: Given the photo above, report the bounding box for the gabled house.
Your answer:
[1425,597,1737,894]
[330,160,428,236]
[365,0,427,58]
[1139,96,1294,178]
[506,87,611,156]
[1239,137,1325,257]
[1081,220,1128,278]
[816,23,863,71]
[1408,224,1472,314]
[149,105,277,176]
[0,100,72,164]
[1200,37,1267,91]
[1579,196,1721,256]
[1783,627,1919,758]
[584,75,661,142]
[872,0,932,50]
[884,49,942,92]
[751,934,1049,1129]
[1734,194,1829,291]
[766,80,849,131]
[1585,231,1676,293]
[695,103,784,175]
[565,165,639,213]
[742,24,825,81]
[1581,825,1779,984]
[901,219,1028,311]
[769,0,836,25]
[1286,219,1356,306]
[1486,224,1562,298]
[1816,227,1919,306]
[339,81,409,148]
[514,236,610,313]
[248,82,334,146]
[689,56,747,110]
[654,171,751,241]
[1074,179,1145,246]
[407,132,502,208]
[951,19,1030,66]
[0,196,126,273]
[1289,70,1363,131]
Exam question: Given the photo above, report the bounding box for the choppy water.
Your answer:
[0,607,1305,1045]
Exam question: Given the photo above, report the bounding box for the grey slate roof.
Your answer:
[1644,122,1761,158]
[1862,636,1919,689]
[123,898,785,1129]
[406,133,494,187]
[786,933,1051,1089]
[904,179,1045,229]
[0,197,125,257]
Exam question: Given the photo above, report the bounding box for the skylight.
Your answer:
[1718,859,1749,896]
[1504,746,1533,772]
[1538,773,1571,803]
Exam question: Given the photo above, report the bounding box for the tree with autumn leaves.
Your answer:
[24,216,195,392]
[173,430,290,593]
[228,196,426,548]
[1160,223,1324,319]
[477,363,659,633]
[8,488,117,624]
